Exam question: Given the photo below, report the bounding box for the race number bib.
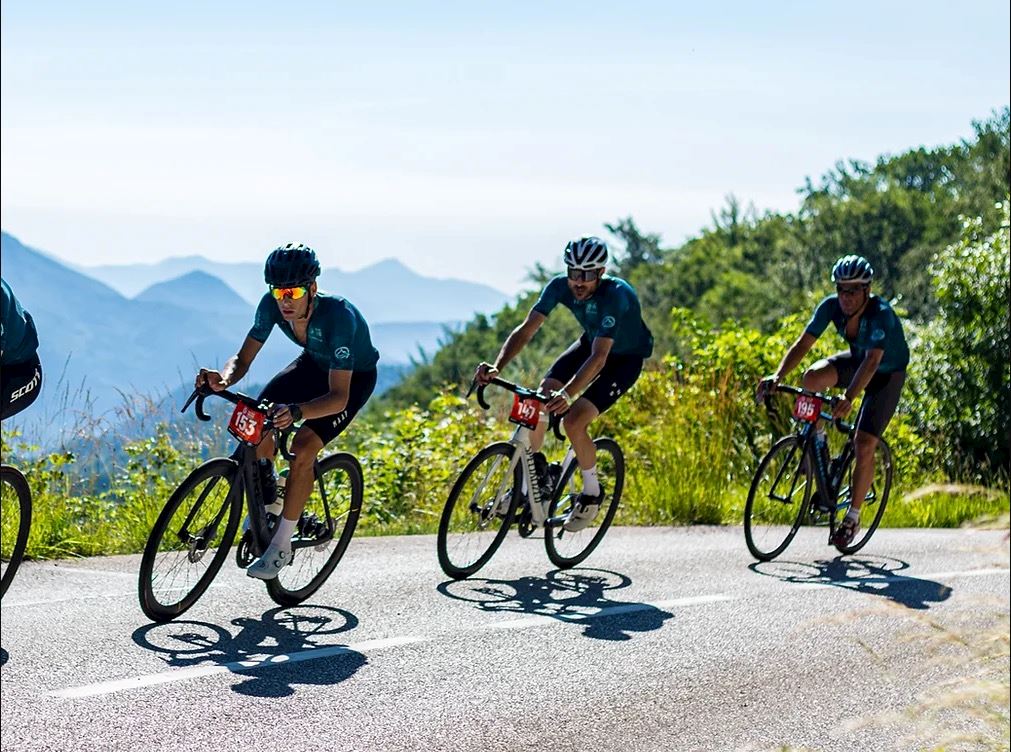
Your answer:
[508,394,541,430]
[792,395,823,422]
[228,403,268,444]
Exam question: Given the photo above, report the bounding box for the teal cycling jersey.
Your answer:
[533,275,654,358]
[805,294,910,373]
[248,291,380,372]
[1,278,39,366]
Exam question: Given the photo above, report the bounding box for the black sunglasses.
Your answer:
[567,268,602,282]
[836,284,868,296]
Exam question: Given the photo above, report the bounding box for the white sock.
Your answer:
[581,466,600,497]
[270,515,298,552]
[846,507,861,523]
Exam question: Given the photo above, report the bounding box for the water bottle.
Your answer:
[267,467,287,517]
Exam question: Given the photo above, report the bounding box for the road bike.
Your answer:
[745,384,892,561]
[138,386,363,622]
[437,377,624,578]
[0,464,31,598]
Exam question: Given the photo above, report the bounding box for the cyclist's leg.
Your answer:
[0,355,42,422]
[802,351,852,392]
[847,371,904,514]
[533,337,590,452]
[255,353,327,463]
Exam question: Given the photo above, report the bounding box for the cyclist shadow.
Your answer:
[749,555,953,610]
[132,605,365,697]
[438,568,673,641]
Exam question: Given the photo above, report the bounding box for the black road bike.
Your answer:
[138,386,363,622]
[0,464,31,598]
[745,384,892,561]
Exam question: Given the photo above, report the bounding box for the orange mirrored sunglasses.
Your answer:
[270,286,309,300]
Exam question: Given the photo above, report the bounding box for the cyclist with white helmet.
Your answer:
[757,255,909,547]
[195,243,379,579]
[475,236,654,532]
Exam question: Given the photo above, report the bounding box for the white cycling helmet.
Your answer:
[563,236,609,270]
[831,255,874,284]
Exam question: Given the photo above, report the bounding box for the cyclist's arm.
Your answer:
[564,336,612,397]
[772,332,817,381]
[298,368,352,419]
[491,310,546,371]
[215,336,264,387]
[842,349,883,401]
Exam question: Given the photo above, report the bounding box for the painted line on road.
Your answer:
[5,583,235,609]
[791,567,1009,592]
[48,635,427,699]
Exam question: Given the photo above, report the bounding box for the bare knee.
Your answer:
[854,431,878,460]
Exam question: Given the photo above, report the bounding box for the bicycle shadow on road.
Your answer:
[437,568,673,641]
[749,555,953,610]
[131,605,366,697]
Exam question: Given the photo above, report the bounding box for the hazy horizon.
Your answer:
[3,1,1008,294]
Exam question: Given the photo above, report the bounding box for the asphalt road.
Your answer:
[1,526,1008,752]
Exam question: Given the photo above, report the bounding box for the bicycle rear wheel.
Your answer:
[544,438,624,569]
[138,458,242,622]
[437,442,520,579]
[833,438,893,555]
[1,465,32,599]
[744,436,811,561]
[266,453,363,607]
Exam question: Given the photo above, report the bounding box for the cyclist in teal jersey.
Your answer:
[757,255,909,548]
[195,243,380,579]
[475,236,653,532]
[1,278,43,421]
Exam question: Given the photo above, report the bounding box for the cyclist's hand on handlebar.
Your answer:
[269,403,297,430]
[474,362,499,386]
[831,396,854,420]
[544,389,572,415]
[196,368,228,392]
[755,375,779,405]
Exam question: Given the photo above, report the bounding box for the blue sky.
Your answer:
[2,1,1008,294]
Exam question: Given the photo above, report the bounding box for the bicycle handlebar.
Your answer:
[762,383,854,433]
[181,385,297,458]
[467,377,566,442]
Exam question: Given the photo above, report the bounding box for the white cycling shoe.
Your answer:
[563,491,604,532]
[246,545,291,580]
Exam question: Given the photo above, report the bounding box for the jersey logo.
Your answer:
[870,328,885,342]
[335,346,351,360]
[601,315,616,329]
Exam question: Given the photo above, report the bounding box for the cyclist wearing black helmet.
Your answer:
[475,236,653,532]
[756,255,909,548]
[195,243,379,579]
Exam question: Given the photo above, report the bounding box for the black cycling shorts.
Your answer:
[545,335,644,414]
[828,351,905,439]
[1,354,43,421]
[257,352,376,445]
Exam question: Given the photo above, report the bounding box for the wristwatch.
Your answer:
[289,404,303,423]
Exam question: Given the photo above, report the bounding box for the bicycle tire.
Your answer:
[1,465,32,599]
[544,438,624,569]
[834,438,893,555]
[744,436,811,562]
[265,453,363,607]
[437,442,520,580]
[138,458,242,622]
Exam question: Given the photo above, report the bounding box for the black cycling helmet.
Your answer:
[264,243,321,287]
[831,255,874,284]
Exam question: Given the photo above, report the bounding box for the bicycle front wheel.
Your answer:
[834,438,893,555]
[1,465,32,599]
[138,458,242,622]
[544,438,624,569]
[437,442,520,579]
[266,453,363,607]
[744,436,811,561]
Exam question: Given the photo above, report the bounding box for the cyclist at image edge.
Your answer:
[757,255,909,548]
[1,277,43,422]
[196,243,379,579]
[474,236,653,531]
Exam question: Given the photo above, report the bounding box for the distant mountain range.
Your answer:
[0,231,505,443]
[80,254,508,324]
